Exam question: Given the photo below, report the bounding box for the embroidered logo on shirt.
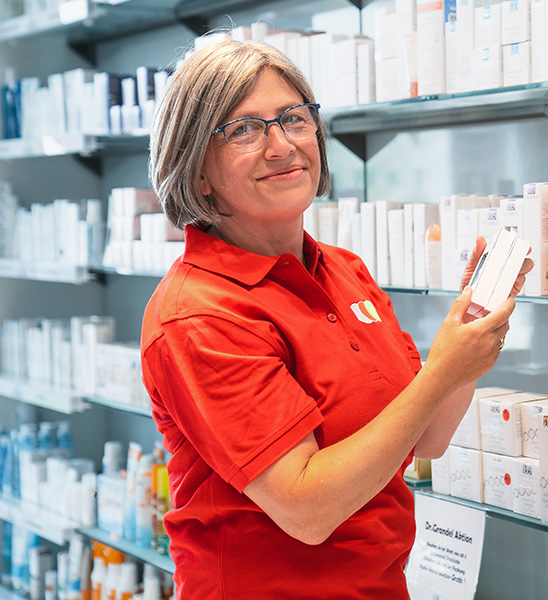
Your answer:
[350,300,382,324]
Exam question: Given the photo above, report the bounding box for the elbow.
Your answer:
[276,508,340,546]
[414,440,449,460]
[285,521,335,546]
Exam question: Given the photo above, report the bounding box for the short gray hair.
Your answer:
[149,38,331,229]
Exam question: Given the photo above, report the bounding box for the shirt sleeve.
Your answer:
[142,312,324,493]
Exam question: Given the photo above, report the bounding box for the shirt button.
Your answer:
[327,313,337,323]
[350,342,360,352]
[305,285,314,293]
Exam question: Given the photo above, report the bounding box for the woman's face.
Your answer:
[200,69,321,233]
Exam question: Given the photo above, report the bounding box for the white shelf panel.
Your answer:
[0,495,78,545]
[0,259,92,284]
[0,375,89,414]
[85,395,152,417]
[78,527,175,573]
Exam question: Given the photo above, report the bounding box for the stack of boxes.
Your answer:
[432,387,548,522]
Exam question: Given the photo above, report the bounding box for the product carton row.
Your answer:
[431,387,548,522]
[305,181,548,296]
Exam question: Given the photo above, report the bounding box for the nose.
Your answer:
[264,121,295,157]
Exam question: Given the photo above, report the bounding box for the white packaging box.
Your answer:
[473,45,502,91]
[482,451,515,510]
[351,213,362,258]
[375,8,398,60]
[503,41,531,86]
[456,208,479,277]
[375,57,400,102]
[296,35,313,83]
[456,0,476,92]
[97,473,126,537]
[478,206,501,242]
[310,33,348,106]
[399,32,419,98]
[360,202,377,278]
[538,408,548,523]
[501,0,531,45]
[396,0,417,34]
[521,397,548,458]
[445,20,458,94]
[330,38,371,108]
[403,204,414,288]
[499,196,525,236]
[303,201,319,239]
[263,31,303,55]
[452,387,518,450]
[376,200,403,285]
[417,0,453,95]
[479,392,541,456]
[449,445,484,503]
[337,197,359,250]
[467,227,530,317]
[511,456,540,518]
[388,209,406,286]
[523,182,548,296]
[413,203,439,288]
[431,448,451,495]
[440,194,483,291]
[357,41,376,104]
[317,204,339,246]
[530,0,546,82]
[474,4,501,48]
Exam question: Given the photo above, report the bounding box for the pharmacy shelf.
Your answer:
[0,133,99,160]
[416,489,548,534]
[0,495,78,545]
[78,527,175,573]
[0,375,89,414]
[382,286,548,306]
[326,84,548,139]
[0,259,93,284]
[92,265,166,278]
[85,395,152,417]
[0,585,25,600]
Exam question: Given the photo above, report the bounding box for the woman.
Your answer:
[141,38,530,599]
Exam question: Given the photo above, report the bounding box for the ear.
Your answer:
[199,170,213,196]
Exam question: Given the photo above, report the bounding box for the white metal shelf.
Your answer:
[0,375,89,414]
[0,495,78,545]
[78,526,175,573]
[85,395,152,417]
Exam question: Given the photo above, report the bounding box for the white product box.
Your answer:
[97,473,126,537]
[376,200,403,285]
[264,31,303,55]
[317,204,339,246]
[456,0,476,92]
[399,32,419,98]
[473,45,502,91]
[452,387,518,450]
[330,38,372,108]
[403,204,414,288]
[375,8,398,60]
[467,227,530,317]
[479,392,541,456]
[503,42,531,87]
[511,456,540,518]
[388,209,406,286]
[530,0,546,82]
[296,35,313,82]
[310,33,348,106]
[499,196,525,237]
[478,207,501,242]
[431,448,451,495]
[474,4,501,48]
[482,451,515,510]
[456,208,479,276]
[357,41,376,104]
[538,408,548,523]
[337,197,359,251]
[501,0,531,45]
[449,445,484,503]
[375,57,400,102]
[521,397,548,458]
[417,0,454,95]
[396,0,417,34]
[445,20,458,94]
[413,203,439,288]
[522,182,548,296]
[360,202,377,278]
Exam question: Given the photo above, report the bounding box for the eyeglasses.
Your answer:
[211,103,320,153]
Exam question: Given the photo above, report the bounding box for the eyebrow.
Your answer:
[227,102,302,122]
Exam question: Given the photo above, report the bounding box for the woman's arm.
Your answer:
[244,288,513,545]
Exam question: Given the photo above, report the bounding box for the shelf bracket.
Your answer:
[74,154,102,176]
[332,133,366,161]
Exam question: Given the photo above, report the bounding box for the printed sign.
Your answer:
[406,493,486,600]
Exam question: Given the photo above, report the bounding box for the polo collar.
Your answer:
[182,224,322,286]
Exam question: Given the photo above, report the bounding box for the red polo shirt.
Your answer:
[141,224,422,599]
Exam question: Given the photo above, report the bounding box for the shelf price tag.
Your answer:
[406,493,486,600]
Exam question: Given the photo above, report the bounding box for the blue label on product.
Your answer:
[511,43,520,55]
[510,0,518,10]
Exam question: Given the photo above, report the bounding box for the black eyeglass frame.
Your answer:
[211,103,321,144]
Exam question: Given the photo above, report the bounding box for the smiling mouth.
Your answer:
[259,166,304,180]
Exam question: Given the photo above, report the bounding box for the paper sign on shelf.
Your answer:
[406,493,486,600]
